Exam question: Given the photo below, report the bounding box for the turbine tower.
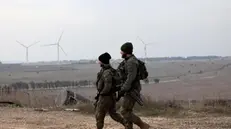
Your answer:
[42,30,67,63]
[16,40,40,63]
[137,36,153,63]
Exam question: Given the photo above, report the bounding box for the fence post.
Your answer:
[188,99,191,108]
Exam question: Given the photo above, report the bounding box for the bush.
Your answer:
[154,79,160,83]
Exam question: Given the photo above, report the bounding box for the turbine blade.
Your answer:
[41,44,57,47]
[59,45,67,56]
[136,36,146,45]
[16,41,27,48]
[57,30,64,44]
[28,41,40,47]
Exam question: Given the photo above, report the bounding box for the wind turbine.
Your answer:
[16,40,40,63]
[42,30,67,63]
[137,36,153,63]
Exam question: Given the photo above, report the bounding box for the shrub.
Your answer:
[154,79,160,83]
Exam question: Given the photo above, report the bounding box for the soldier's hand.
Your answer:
[93,101,97,106]
[115,85,122,91]
[93,101,97,109]
[116,94,121,101]
[94,93,99,100]
[94,96,98,100]
[118,90,125,96]
[116,90,125,101]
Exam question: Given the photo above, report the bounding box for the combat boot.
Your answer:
[135,121,150,129]
[140,122,150,129]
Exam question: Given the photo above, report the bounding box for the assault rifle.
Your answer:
[116,85,144,106]
[128,89,144,106]
[93,92,99,110]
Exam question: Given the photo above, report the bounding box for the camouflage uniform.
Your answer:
[95,64,125,129]
[119,55,150,129]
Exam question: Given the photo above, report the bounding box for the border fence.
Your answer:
[0,80,97,108]
[0,77,162,108]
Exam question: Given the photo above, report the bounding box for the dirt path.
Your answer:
[0,107,231,129]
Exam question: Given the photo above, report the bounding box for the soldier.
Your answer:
[117,42,150,129]
[95,52,125,129]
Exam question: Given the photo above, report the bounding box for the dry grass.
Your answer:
[1,107,231,129]
[133,96,183,117]
[69,96,231,118]
[2,88,231,118]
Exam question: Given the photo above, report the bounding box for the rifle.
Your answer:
[93,92,99,110]
[116,87,144,106]
[128,90,144,106]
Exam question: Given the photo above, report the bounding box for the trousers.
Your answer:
[95,95,125,129]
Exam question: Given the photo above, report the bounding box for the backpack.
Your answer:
[137,59,149,80]
[109,68,122,86]
[104,68,121,93]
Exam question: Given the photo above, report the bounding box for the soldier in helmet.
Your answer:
[94,52,125,129]
[117,42,150,129]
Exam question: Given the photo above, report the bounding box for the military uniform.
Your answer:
[118,42,150,129]
[95,53,125,129]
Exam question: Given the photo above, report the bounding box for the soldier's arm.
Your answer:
[100,70,113,95]
[97,79,104,93]
[118,61,126,75]
[96,72,101,90]
[121,60,137,92]
[96,69,104,91]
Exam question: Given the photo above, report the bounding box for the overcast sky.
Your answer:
[0,0,230,62]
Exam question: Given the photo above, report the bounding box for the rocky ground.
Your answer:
[1,107,231,129]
